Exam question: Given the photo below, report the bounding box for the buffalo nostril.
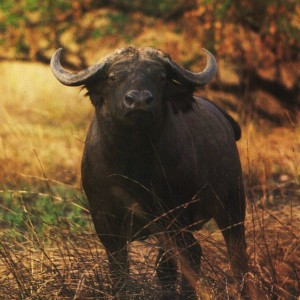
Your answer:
[124,90,154,110]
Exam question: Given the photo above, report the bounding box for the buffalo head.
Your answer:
[51,47,217,131]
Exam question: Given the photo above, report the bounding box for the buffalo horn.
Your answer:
[50,48,108,86]
[163,48,217,86]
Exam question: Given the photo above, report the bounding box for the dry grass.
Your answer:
[239,123,299,187]
[0,61,299,299]
[0,191,298,299]
[0,61,92,187]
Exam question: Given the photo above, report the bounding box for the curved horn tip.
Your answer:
[55,47,63,54]
[202,48,217,67]
[51,48,63,65]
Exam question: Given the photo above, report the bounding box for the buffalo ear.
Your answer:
[165,79,196,113]
[89,93,105,107]
[84,83,105,107]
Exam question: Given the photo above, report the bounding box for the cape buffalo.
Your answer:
[51,47,248,299]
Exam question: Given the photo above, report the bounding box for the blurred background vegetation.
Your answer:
[0,0,299,121]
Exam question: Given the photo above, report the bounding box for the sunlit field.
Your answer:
[0,61,299,299]
[0,61,92,187]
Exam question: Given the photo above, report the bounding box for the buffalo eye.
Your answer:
[156,73,167,82]
[159,74,166,80]
[108,73,118,83]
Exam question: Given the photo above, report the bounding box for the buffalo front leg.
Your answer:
[91,208,130,298]
[175,232,202,300]
[156,247,178,299]
[100,233,129,298]
[156,232,201,300]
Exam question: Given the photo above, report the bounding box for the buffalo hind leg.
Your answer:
[220,221,268,299]
[215,214,249,297]
[221,222,248,276]
[212,184,248,280]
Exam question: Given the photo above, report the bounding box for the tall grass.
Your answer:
[0,61,299,299]
[0,183,298,299]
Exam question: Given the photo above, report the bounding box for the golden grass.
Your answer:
[239,123,299,186]
[0,61,93,187]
